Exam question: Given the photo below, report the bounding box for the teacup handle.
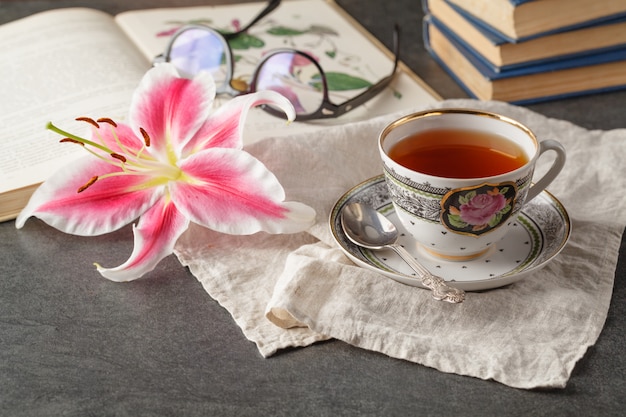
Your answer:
[526,139,566,202]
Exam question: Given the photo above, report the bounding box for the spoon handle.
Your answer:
[389,244,465,303]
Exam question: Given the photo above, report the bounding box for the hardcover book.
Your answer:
[445,0,626,41]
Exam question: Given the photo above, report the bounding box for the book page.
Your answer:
[116,0,440,144]
[0,8,150,195]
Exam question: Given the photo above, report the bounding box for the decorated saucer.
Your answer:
[329,175,571,291]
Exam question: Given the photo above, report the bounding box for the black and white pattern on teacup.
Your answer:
[384,165,533,225]
[390,191,441,222]
[383,167,447,223]
[383,166,451,196]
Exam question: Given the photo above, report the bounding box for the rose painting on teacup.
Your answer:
[441,182,516,236]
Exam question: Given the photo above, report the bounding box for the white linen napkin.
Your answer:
[174,99,625,389]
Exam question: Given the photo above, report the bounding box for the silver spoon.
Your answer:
[340,202,465,303]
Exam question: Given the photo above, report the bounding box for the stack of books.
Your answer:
[423,0,626,103]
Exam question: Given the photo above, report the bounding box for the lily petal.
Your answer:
[171,148,315,234]
[182,90,296,156]
[129,64,216,160]
[262,85,307,114]
[16,156,161,236]
[97,197,190,281]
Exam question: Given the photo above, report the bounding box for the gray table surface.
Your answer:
[1,1,625,416]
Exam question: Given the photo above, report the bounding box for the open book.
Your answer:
[0,0,439,222]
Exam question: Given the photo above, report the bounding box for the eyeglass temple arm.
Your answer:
[333,25,400,116]
[223,0,282,40]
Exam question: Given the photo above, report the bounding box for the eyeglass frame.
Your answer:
[153,0,400,121]
[153,0,281,68]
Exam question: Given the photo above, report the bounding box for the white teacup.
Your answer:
[379,108,566,261]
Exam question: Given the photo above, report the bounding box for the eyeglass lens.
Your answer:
[169,29,230,87]
[253,52,324,116]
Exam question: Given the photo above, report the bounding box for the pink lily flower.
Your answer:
[16,64,316,282]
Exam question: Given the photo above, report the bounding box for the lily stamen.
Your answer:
[60,138,85,146]
[76,117,100,128]
[139,127,151,147]
[97,117,118,127]
[77,176,98,193]
[111,153,127,163]
[54,120,178,179]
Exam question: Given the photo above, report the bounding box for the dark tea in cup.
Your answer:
[387,129,529,179]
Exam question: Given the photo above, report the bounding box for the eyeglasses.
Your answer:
[153,0,400,121]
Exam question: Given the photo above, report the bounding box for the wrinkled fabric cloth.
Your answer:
[174,99,625,389]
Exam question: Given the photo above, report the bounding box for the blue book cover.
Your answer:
[423,15,626,104]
